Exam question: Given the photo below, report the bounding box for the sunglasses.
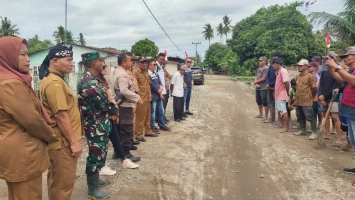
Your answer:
[186,61,192,63]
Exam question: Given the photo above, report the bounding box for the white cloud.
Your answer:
[0,0,343,59]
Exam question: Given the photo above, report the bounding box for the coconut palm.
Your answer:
[202,23,214,46]
[308,0,355,41]
[216,23,224,43]
[222,15,232,41]
[0,17,20,37]
[53,25,74,44]
[78,33,86,46]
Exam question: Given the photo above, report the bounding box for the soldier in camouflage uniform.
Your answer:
[77,52,118,199]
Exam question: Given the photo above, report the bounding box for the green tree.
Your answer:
[229,2,324,69]
[308,0,355,41]
[0,17,19,37]
[216,23,224,43]
[222,15,232,42]
[131,38,159,57]
[27,35,52,54]
[204,42,230,70]
[191,53,202,66]
[78,33,86,46]
[53,26,74,44]
[221,49,240,75]
[202,23,214,46]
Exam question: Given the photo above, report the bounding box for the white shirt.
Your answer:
[155,62,166,95]
[171,71,184,97]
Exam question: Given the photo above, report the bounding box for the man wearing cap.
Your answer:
[77,52,117,199]
[325,49,355,177]
[319,52,342,144]
[311,56,323,76]
[39,45,82,200]
[290,59,317,139]
[265,52,283,124]
[310,56,325,128]
[171,66,188,122]
[254,56,269,120]
[307,61,320,122]
[133,56,157,142]
[112,53,143,159]
[272,57,290,132]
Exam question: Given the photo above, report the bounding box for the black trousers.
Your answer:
[118,107,134,154]
[109,122,126,159]
[163,92,170,114]
[173,96,184,120]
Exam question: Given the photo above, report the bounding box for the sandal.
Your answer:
[254,115,263,118]
[280,129,290,133]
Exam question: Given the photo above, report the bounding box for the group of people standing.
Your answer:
[0,36,195,200]
[254,50,355,184]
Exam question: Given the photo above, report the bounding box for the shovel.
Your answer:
[316,93,338,149]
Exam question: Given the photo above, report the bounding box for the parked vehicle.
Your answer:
[191,66,205,85]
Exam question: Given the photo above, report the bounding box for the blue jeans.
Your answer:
[151,99,166,128]
[348,119,355,151]
[184,87,192,112]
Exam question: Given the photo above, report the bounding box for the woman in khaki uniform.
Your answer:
[0,37,57,200]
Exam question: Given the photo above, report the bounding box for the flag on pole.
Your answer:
[325,32,331,48]
[185,51,188,58]
[164,50,168,61]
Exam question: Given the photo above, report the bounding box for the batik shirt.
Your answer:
[77,70,117,138]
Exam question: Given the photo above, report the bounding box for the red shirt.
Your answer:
[341,70,355,108]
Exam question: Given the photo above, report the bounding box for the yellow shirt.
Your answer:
[40,71,82,149]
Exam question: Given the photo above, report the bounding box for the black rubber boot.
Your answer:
[87,172,110,199]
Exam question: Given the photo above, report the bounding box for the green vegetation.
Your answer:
[0,16,19,37]
[131,38,159,57]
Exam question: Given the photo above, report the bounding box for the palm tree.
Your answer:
[216,23,224,43]
[308,0,355,41]
[202,23,214,46]
[52,25,74,44]
[0,17,20,37]
[78,33,86,46]
[222,15,232,41]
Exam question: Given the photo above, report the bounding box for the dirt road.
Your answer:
[1,75,355,200]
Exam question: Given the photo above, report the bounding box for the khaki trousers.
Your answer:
[47,144,78,200]
[6,175,42,200]
[134,101,152,139]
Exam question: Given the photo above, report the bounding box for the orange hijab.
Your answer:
[0,36,52,125]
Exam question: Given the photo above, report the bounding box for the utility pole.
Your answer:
[192,42,201,66]
[64,0,67,44]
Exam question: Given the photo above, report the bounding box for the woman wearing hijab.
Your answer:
[0,37,57,200]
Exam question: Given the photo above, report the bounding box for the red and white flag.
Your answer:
[184,51,188,58]
[164,50,168,61]
[325,32,331,48]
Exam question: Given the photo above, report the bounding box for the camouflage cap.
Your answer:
[81,52,104,65]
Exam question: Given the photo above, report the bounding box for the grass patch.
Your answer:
[233,76,254,82]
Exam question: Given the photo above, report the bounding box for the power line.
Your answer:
[141,0,184,56]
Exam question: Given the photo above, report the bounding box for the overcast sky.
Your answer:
[1,0,343,58]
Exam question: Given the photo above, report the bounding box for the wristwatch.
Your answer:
[335,66,342,72]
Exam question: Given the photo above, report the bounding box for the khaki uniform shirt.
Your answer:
[133,67,151,102]
[0,80,56,182]
[112,66,140,108]
[294,73,316,107]
[40,71,82,149]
